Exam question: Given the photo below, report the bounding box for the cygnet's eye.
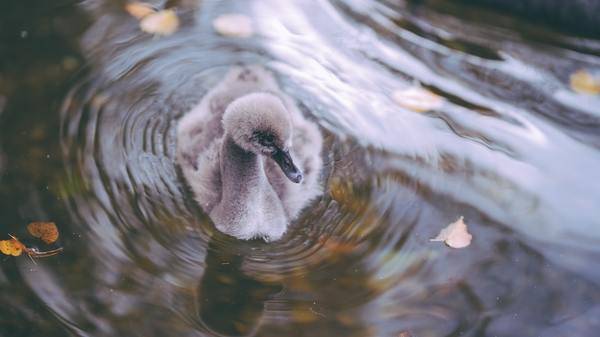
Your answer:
[254,131,276,149]
[262,134,274,145]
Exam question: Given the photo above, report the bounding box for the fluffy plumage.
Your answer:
[177,65,323,241]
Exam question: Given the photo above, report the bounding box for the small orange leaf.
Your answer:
[125,2,156,19]
[140,9,179,36]
[27,222,59,244]
[0,238,24,256]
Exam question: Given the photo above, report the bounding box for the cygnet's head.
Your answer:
[223,92,303,183]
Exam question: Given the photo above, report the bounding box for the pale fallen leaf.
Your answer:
[140,9,179,36]
[392,86,445,112]
[213,14,254,38]
[430,216,472,248]
[125,2,155,19]
[570,69,600,95]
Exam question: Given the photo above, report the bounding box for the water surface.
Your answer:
[1,1,600,336]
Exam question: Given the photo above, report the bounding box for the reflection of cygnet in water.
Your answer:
[196,239,282,336]
[177,66,323,241]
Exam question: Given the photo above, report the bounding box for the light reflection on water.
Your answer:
[2,0,600,336]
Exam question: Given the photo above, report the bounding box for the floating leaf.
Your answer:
[398,332,413,337]
[213,14,254,38]
[392,86,445,112]
[0,237,24,256]
[0,234,62,260]
[125,2,155,19]
[570,69,600,95]
[430,216,472,249]
[140,9,179,36]
[27,222,59,244]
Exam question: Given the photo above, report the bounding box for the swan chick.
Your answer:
[177,66,323,241]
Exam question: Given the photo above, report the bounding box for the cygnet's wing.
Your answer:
[177,95,224,211]
[183,140,222,212]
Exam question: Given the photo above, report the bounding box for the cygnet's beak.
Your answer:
[271,148,303,183]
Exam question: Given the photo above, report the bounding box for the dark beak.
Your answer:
[271,148,303,183]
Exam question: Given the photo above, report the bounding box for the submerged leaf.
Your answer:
[213,14,254,38]
[125,2,155,19]
[570,69,600,95]
[430,216,472,248]
[140,9,179,36]
[392,86,445,112]
[0,238,24,256]
[27,222,59,244]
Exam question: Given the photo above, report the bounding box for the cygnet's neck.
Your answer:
[211,135,286,240]
[219,135,266,200]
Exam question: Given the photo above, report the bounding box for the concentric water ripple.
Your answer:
[3,0,599,336]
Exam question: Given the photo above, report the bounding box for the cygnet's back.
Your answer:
[177,65,323,241]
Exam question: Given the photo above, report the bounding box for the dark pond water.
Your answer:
[1,1,600,336]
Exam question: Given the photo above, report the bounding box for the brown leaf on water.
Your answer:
[27,222,59,244]
[430,216,472,249]
[0,237,24,256]
[213,14,254,38]
[570,69,600,95]
[398,331,413,337]
[140,9,179,36]
[392,86,445,112]
[125,2,156,19]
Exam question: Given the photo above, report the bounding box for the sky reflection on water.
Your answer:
[1,0,600,336]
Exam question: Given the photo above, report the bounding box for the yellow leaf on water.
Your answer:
[140,9,179,36]
[392,86,445,112]
[27,222,59,244]
[430,216,472,249]
[570,69,600,95]
[212,14,254,38]
[125,2,155,19]
[0,238,24,256]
